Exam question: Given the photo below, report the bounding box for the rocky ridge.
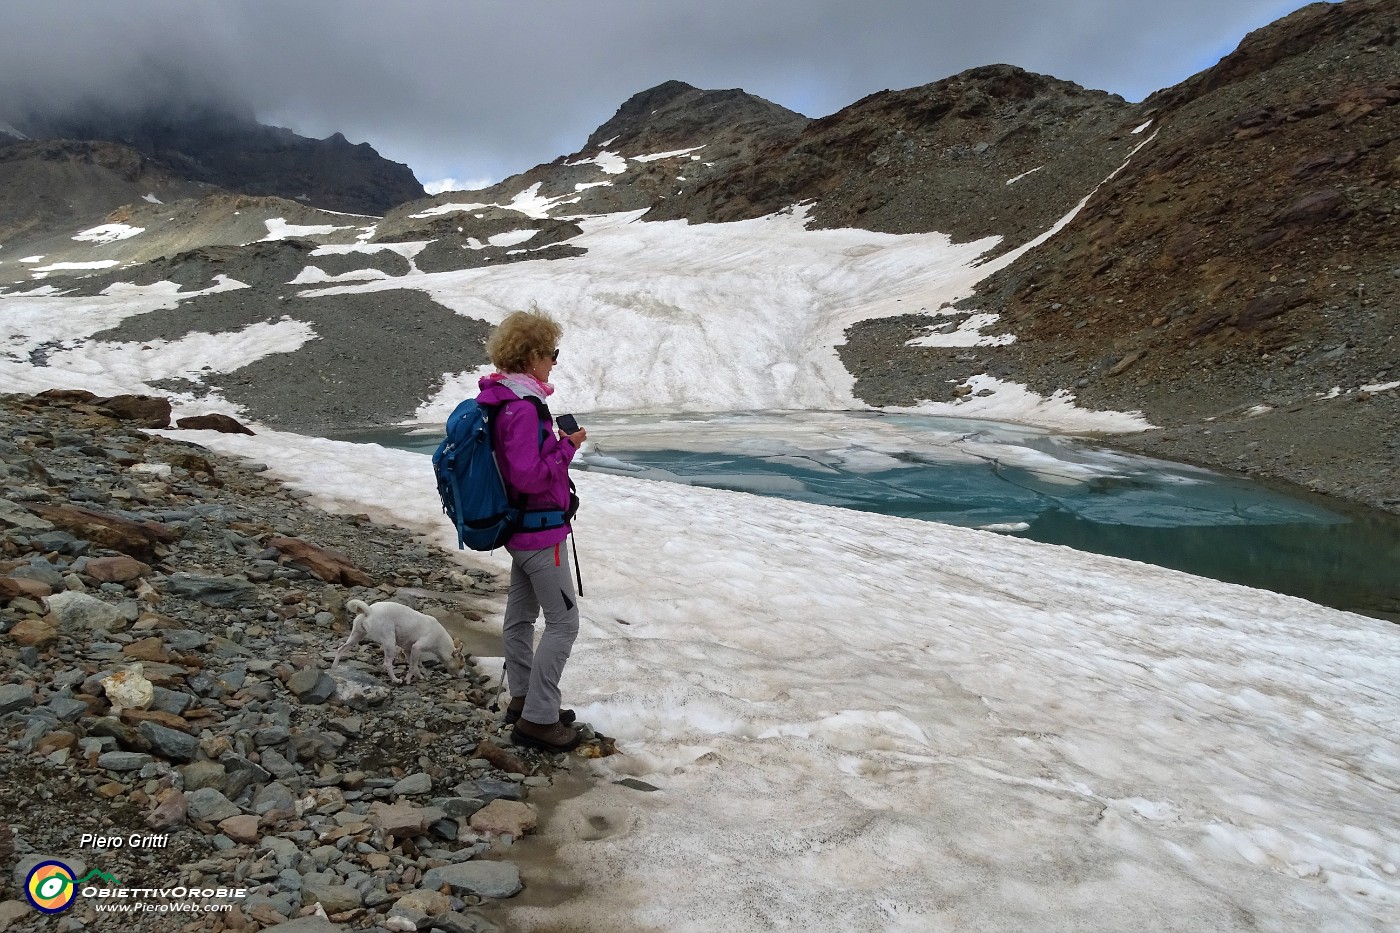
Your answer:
[840,0,1400,512]
[5,105,426,217]
[0,391,620,932]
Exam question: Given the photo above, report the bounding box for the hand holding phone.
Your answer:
[556,413,587,446]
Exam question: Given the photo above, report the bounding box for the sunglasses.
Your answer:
[550,348,559,362]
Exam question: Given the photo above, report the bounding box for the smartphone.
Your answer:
[556,413,581,434]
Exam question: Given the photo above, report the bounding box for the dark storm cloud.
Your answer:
[0,0,1317,188]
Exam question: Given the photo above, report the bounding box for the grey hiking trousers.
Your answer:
[503,541,579,725]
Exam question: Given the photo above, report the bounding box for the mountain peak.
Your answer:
[581,80,808,156]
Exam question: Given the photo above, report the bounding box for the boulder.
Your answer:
[267,537,373,587]
[7,618,58,648]
[163,573,260,608]
[95,394,172,427]
[419,861,522,899]
[27,504,176,562]
[84,556,152,583]
[45,591,126,632]
[176,413,255,435]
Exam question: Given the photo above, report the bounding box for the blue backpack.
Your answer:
[432,396,567,551]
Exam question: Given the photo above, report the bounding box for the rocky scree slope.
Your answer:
[0,390,616,932]
[0,140,212,248]
[842,0,1400,512]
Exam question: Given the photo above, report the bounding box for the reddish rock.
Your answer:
[120,708,194,733]
[0,577,51,600]
[84,556,152,584]
[217,814,261,844]
[1272,189,1347,226]
[8,618,59,648]
[95,394,172,427]
[176,413,256,435]
[122,637,172,663]
[268,536,374,587]
[27,504,178,563]
[468,799,537,836]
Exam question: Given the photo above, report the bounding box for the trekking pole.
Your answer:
[570,532,584,597]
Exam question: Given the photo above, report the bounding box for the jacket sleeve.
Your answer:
[495,400,576,497]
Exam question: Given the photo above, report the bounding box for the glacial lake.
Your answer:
[335,411,1400,623]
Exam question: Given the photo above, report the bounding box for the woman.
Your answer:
[476,310,588,752]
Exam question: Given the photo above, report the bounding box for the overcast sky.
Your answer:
[1,0,1320,192]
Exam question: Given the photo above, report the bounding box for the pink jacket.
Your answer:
[476,375,576,551]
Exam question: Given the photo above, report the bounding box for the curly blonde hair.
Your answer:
[486,310,562,374]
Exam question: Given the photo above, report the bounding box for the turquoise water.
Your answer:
[338,412,1400,621]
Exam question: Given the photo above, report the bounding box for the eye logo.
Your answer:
[25,860,77,914]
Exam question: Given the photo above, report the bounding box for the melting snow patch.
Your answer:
[1006,167,1044,186]
[894,374,1155,433]
[575,181,612,192]
[261,218,352,241]
[19,256,44,263]
[410,202,489,219]
[567,151,627,175]
[632,145,706,163]
[142,193,163,204]
[907,312,1015,348]
[32,260,120,273]
[489,230,539,248]
[1362,380,1400,393]
[1244,405,1273,417]
[1133,120,1154,134]
[73,223,146,244]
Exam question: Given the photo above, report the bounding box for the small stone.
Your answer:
[0,684,35,715]
[146,790,188,830]
[98,751,152,772]
[392,772,433,796]
[187,787,241,822]
[300,876,361,914]
[467,800,536,837]
[44,590,125,632]
[367,802,427,837]
[122,636,171,663]
[289,668,336,704]
[137,720,198,761]
[419,861,522,899]
[179,761,228,793]
[84,556,152,583]
[218,814,261,844]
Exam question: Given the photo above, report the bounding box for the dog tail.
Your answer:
[346,599,370,617]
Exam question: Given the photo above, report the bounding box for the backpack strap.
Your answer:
[489,394,570,533]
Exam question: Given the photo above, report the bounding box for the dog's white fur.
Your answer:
[332,599,463,684]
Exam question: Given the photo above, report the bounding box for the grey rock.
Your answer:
[277,868,304,891]
[301,876,361,914]
[430,912,501,933]
[0,684,35,715]
[179,761,227,792]
[160,630,209,651]
[420,861,522,899]
[98,751,152,772]
[255,725,291,746]
[0,498,54,531]
[163,572,261,608]
[44,591,125,632]
[137,721,198,761]
[148,686,194,715]
[259,747,299,780]
[613,778,661,792]
[289,668,336,704]
[328,667,390,709]
[393,773,433,796]
[12,563,65,588]
[469,779,520,802]
[253,782,297,816]
[261,835,301,869]
[45,696,88,722]
[186,787,241,822]
[271,918,347,933]
[437,797,486,820]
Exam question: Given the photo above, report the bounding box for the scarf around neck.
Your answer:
[496,372,554,400]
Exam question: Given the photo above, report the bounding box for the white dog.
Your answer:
[333,599,464,684]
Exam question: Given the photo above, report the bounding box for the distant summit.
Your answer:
[5,102,425,216]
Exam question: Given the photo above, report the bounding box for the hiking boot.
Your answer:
[511,717,582,752]
[505,695,576,726]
